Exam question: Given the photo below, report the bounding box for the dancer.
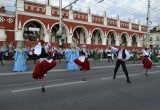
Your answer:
[93,48,100,62]
[132,49,139,64]
[110,44,131,83]
[106,46,113,63]
[74,51,90,81]
[142,47,152,76]
[151,48,159,65]
[65,38,79,70]
[13,42,28,72]
[32,56,56,92]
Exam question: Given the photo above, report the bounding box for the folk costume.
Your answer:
[93,49,100,61]
[142,49,152,76]
[151,49,159,64]
[65,40,79,71]
[32,58,56,92]
[111,46,131,83]
[13,42,28,72]
[65,48,79,70]
[106,48,113,63]
[132,50,139,63]
[74,51,90,81]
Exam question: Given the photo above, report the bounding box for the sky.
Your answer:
[1,0,160,28]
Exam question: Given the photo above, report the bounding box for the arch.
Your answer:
[72,26,89,44]
[131,33,139,46]
[91,28,105,39]
[107,30,118,46]
[22,19,46,33]
[73,26,89,37]
[91,28,104,45]
[22,19,46,41]
[50,22,69,35]
[106,30,118,39]
[132,33,140,42]
[120,32,130,46]
[120,32,130,41]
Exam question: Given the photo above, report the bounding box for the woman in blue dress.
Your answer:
[65,38,79,70]
[13,42,28,72]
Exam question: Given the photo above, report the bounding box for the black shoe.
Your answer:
[127,80,132,83]
[82,78,86,81]
[113,76,116,79]
[80,68,83,71]
[145,73,149,76]
[41,87,45,92]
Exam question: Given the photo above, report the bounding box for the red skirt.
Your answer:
[143,58,152,69]
[32,60,56,79]
[74,58,90,71]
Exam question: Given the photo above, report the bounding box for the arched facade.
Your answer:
[0,1,147,48]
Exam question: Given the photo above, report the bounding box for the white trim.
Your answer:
[0,13,15,18]
[16,11,147,34]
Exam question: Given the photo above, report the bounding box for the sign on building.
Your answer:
[29,27,40,31]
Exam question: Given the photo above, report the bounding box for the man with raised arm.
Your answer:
[110,44,131,83]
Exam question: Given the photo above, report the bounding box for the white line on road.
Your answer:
[12,81,85,93]
[102,74,139,80]
[11,70,160,93]
[101,71,160,80]
[0,64,143,76]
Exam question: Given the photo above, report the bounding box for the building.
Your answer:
[149,26,160,48]
[0,0,147,48]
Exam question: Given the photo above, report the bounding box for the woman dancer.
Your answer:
[142,47,152,76]
[13,42,28,72]
[32,56,56,92]
[74,51,90,81]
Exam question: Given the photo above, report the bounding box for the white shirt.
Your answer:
[111,47,130,60]
[106,49,112,56]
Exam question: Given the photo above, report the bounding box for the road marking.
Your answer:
[11,70,160,93]
[0,70,143,88]
[0,64,143,76]
[102,71,160,80]
[102,74,139,80]
[12,81,85,93]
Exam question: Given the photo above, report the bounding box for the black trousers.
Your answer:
[114,60,130,80]
[108,56,113,63]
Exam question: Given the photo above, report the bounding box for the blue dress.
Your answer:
[13,49,28,72]
[66,49,79,70]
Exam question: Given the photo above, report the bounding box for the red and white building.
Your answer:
[0,0,147,48]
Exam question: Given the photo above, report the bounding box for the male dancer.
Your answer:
[110,44,131,83]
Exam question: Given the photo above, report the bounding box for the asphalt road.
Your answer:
[0,60,160,110]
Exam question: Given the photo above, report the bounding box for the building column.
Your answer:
[115,38,120,46]
[43,33,50,42]
[127,39,132,46]
[15,30,24,41]
[137,41,141,47]
[102,37,107,45]
[0,28,7,41]
[67,34,72,43]
[86,36,91,44]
